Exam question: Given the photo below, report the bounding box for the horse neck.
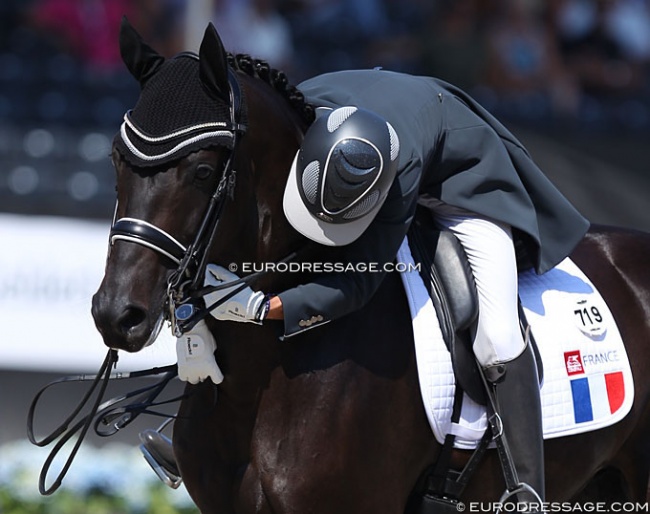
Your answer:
[202,73,309,391]
[209,319,281,397]
[223,73,308,282]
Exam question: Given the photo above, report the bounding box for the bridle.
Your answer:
[30,66,300,495]
[29,69,247,496]
[109,68,253,336]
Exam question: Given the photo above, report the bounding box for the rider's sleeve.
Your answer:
[277,158,420,339]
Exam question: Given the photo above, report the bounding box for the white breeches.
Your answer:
[433,208,526,367]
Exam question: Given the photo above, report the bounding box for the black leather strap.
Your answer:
[110,218,186,264]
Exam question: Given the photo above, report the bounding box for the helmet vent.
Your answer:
[387,122,400,161]
[301,160,320,204]
[343,190,380,219]
[327,107,358,132]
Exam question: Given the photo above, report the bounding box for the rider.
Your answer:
[184,69,590,506]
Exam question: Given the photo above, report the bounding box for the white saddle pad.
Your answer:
[397,238,634,450]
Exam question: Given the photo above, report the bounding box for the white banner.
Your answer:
[0,214,176,372]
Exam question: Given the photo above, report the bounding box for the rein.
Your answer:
[31,65,306,495]
[28,68,293,495]
[26,350,180,495]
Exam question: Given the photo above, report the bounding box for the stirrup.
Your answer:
[139,418,182,489]
[498,482,544,512]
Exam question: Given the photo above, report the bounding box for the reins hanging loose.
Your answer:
[28,66,293,496]
[26,349,179,495]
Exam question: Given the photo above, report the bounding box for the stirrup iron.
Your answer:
[498,482,544,512]
[139,418,182,489]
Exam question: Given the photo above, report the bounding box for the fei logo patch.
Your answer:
[564,350,584,376]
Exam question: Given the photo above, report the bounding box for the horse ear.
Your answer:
[199,23,230,102]
[119,16,165,87]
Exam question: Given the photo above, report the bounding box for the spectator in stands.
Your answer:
[553,0,649,98]
[28,0,135,74]
[364,0,431,73]
[280,0,400,79]
[481,0,580,119]
[28,0,185,73]
[193,0,295,74]
[417,0,487,92]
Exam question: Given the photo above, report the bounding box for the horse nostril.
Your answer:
[118,306,147,334]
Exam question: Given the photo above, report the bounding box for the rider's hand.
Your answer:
[176,320,224,384]
[204,264,267,324]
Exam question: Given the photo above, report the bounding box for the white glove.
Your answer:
[176,320,224,384]
[204,264,265,324]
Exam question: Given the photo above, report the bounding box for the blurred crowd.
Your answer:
[1,0,650,129]
[1,0,649,218]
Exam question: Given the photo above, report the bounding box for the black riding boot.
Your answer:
[484,343,545,510]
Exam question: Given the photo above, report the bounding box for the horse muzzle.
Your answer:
[91,290,165,353]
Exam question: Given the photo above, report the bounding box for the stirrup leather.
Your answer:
[481,345,545,508]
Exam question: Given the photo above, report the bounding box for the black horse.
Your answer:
[91,20,650,513]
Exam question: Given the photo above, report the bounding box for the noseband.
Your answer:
[110,218,187,264]
[109,68,248,335]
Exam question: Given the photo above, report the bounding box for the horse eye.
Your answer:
[195,164,215,180]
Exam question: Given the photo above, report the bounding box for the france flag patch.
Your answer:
[570,372,625,423]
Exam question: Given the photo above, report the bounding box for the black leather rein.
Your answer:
[27,349,180,495]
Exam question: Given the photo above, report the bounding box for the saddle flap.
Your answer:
[408,209,479,333]
[407,209,485,405]
[431,230,478,332]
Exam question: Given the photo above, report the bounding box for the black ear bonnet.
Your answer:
[115,19,246,167]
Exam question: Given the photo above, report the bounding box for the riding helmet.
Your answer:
[283,106,400,246]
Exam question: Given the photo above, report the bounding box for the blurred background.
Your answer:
[1,0,649,511]
[1,0,650,222]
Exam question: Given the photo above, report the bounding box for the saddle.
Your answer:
[406,207,544,512]
[407,207,543,406]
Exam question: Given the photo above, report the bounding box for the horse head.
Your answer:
[92,18,311,352]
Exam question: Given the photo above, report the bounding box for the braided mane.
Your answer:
[227,53,315,126]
